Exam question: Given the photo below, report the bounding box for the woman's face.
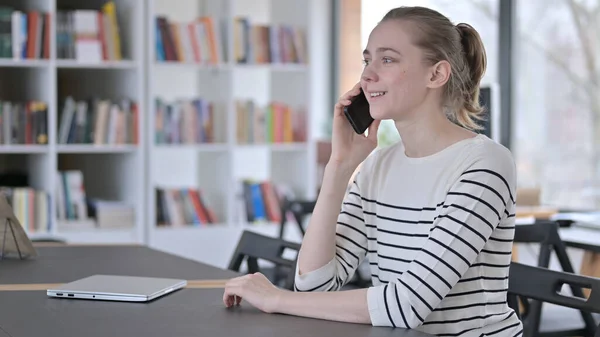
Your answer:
[360,20,441,122]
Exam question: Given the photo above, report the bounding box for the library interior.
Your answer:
[0,0,600,336]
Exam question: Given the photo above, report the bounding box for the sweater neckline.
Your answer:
[398,134,486,164]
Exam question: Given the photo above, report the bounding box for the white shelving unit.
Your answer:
[0,0,330,269]
[0,0,146,244]
[146,0,330,268]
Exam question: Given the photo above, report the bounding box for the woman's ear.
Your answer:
[427,60,451,89]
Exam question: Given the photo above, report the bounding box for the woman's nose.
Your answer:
[361,66,378,82]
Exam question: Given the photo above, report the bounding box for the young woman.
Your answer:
[223,6,523,336]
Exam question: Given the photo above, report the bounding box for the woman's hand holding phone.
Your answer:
[329,82,381,174]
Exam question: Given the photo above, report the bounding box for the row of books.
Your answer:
[57,199,135,231]
[156,188,218,227]
[0,100,48,145]
[154,98,216,145]
[0,99,306,147]
[236,179,296,224]
[0,186,50,234]
[234,17,307,65]
[0,8,308,65]
[56,1,122,61]
[236,100,307,144]
[0,8,50,60]
[55,169,135,229]
[58,96,139,145]
[155,16,223,64]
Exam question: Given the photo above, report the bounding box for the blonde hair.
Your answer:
[381,6,487,130]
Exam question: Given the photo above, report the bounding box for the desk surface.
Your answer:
[0,245,239,284]
[0,288,429,337]
[0,245,431,337]
[560,226,600,253]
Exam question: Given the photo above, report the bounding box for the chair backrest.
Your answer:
[278,198,315,239]
[509,237,600,337]
[513,221,600,336]
[514,220,571,270]
[509,262,600,314]
[509,262,600,336]
[228,230,301,290]
[514,221,584,311]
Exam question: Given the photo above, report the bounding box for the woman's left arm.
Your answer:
[223,272,372,324]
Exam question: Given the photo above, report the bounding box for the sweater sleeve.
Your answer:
[367,151,517,328]
[294,173,369,292]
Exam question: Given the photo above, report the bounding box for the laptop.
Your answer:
[47,275,187,302]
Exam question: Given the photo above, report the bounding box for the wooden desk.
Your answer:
[515,206,559,219]
[0,245,431,337]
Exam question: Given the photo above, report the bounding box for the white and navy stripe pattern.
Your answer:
[295,135,523,336]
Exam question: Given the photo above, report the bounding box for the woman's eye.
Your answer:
[362,59,370,66]
[382,57,393,63]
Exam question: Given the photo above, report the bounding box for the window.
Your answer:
[512,0,600,208]
[359,0,500,147]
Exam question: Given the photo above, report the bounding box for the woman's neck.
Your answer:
[394,108,474,158]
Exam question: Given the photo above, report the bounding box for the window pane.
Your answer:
[360,0,500,147]
[512,0,600,208]
[361,0,499,84]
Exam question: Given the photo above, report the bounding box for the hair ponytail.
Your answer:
[455,23,487,130]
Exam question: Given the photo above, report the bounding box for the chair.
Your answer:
[513,221,598,336]
[278,198,315,240]
[508,262,600,337]
[228,230,301,290]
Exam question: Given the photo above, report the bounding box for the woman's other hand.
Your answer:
[223,273,283,314]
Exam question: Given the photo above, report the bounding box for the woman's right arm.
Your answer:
[294,163,369,292]
[296,162,357,274]
[295,82,380,291]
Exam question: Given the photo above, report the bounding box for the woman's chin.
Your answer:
[369,108,391,121]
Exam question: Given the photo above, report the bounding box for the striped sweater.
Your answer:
[295,134,523,337]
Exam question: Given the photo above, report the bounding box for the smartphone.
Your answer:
[343,89,374,134]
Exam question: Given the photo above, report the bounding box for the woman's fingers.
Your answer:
[336,83,362,111]
[224,295,242,307]
[342,83,362,101]
[223,280,238,307]
[349,81,362,94]
[223,276,249,308]
[223,286,235,307]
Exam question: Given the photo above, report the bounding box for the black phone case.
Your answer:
[344,108,369,134]
[343,90,374,134]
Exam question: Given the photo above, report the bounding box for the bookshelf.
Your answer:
[0,0,145,244]
[0,0,329,269]
[146,0,329,268]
